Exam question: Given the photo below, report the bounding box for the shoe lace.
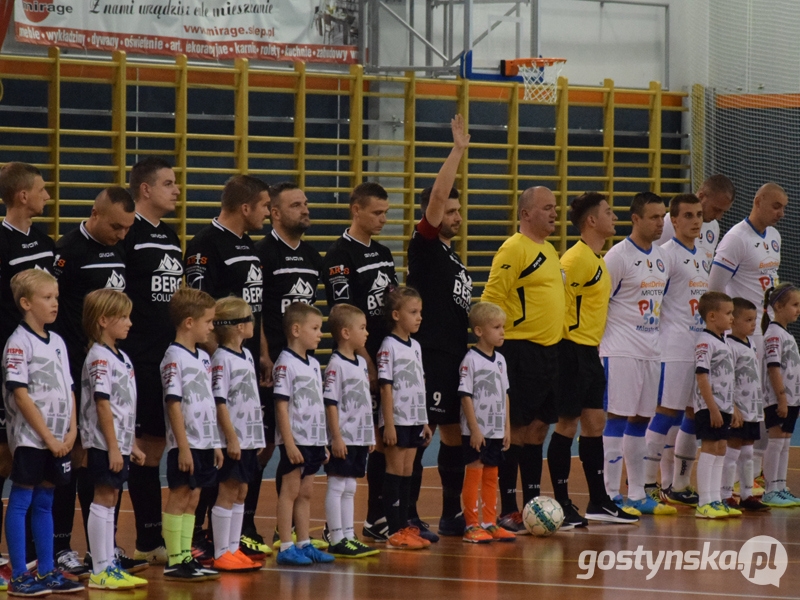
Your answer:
[710,501,726,511]
[58,551,83,570]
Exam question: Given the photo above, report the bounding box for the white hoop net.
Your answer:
[517,61,565,103]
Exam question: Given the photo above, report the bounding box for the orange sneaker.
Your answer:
[387,529,425,550]
[403,526,431,548]
[212,551,253,572]
[483,524,516,542]
[462,525,492,544]
[232,549,263,569]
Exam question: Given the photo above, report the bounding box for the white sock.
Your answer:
[603,434,624,498]
[752,423,768,477]
[644,428,666,485]
[623,433,647,501]
[738,444,754,500]
[661,425,679,489]
[88,503,108,575]
[341,477,357,541]
[106,505,116,568]
[229,504,245,555]
[325,476,346,545]
[764,437,783,493]
[721,447,740,499]
[712,454,725,503]
[211,506,232,559]
[696,453,715,506]
[672,429,698,490]
[779,438,792,492]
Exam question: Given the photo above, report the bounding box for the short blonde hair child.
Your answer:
[10,269,57,310]
[468,302,506,331]
[169,286,216,328]
[328,304,365,344]
[82,289,133,347]
[283,302,322,337]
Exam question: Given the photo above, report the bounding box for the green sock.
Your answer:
[181,513,196,562]
[163,513,184,566]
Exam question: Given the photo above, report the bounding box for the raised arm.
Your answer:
[425,115,470,228]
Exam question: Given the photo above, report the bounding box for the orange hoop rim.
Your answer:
[501,57,567,77]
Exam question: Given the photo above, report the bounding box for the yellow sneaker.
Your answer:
[88,567,136,590]
[116,565,148,588]
[696,502,729,519]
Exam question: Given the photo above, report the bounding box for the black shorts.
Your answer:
[381,424,425,449]
[694,409,732,441]
[729,420,762,441]
[260,386,276,446]
[277,444,326,479]
[166,448,218,490]
[324,445,369,478]
[764,405,800,434]
[462,436,504,467]
[11,446,72,487]
[422,349,463,426]
[134,362,166,439]
[86,447,130,489]
[503,339,559,427]
[218,449,260,484]
[558,340,605,418]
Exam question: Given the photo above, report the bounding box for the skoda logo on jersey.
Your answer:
[706,230,714,244]
[772,240,780,252]
[656,259,665,272]
[243,263,263,309]
[281,279,316,312]
[105,271,125,291]
[152,254,183,301]
[367,271,392,313]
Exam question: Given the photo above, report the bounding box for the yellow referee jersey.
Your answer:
[482,232,564,346]
[560,239,611,346]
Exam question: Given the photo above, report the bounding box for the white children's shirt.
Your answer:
[457,347,509,439]
[3,324,73,453]
[377,334,428,426]
[80,344,137,455]
[693,330,735,414]
[762,322,800,408]
[323,351,375,446]
[211,346,265,450]
[726,335,763,422]
[160,343,221,451]
[272,349,328,446]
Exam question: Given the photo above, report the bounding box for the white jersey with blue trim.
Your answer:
[657,214,719,274]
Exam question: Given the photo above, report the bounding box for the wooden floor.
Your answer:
[9,451,800,600]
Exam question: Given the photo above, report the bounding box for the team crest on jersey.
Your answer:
[772,240,780,252]
[706,230,714,244]
[105,270,125,290]
[656,259,665,272]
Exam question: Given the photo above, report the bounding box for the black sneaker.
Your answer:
[362,517,389,543]
[739,496,771,512]
[497,511,528,535]
[164,558,210,582]
[408,518,439,543]
[585,497,639,524]
[558,500,588,530]
[55,550,91,580]
[114,547,149,574]
[188,558,219,581]
[437,513,466,537]
[322,523,331,544]
[328,539,364,559]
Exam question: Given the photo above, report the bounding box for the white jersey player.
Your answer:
[273,349,328,447]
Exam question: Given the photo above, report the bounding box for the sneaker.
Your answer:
[114,547,149,574]
[723,497,740,509]
[644,483,662,503]
[347,539,380,558]
[231,549,263,569]
[585,498,639,524]
[240,533,271,559]
[667,486,700,506]
[187,558,219,581]
[659,485,672,503]
[37,569,84,594]
[213,551,254,572]
[163,558,212,582]
[696,501,729,519]
[403,526,431,548]
[752,482,765,497]
[739,496,771,512]
[322,524,331,544]
[362,518,390,543]
[276,545,312,566]
[8,571,50,597]
[497,511,528,535]
[310,537,329,550]
[462,525,492,544]
[437,513,466,537]
[88,566,135,590]
[625,496,677,515]
[113,565,147,588]
[328,539,366,559]
[387,529,425,550]
[299,544,334,564]
[408,518,439,543]
[611,495,642,517]
[558,500,588,530]
[483,524,516,542]
[191,531,214,567]
[762,490,797,508]
[778,489,800,506]
[271,528,329,550]
[55,550,90,580]
[721,502,742,517]
[133,545,168,565]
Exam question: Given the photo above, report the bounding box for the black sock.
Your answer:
[382,473,402,534]
[399,475,411,526]
[407,447,425,520]
[52,470,78,555]
[580,435,608,506]
[366,451,386,524]
[128,464,164,551]
[520,443,543,506]
[438,442,465,519]
[547,432,573,504]
[77,467,94,543]
[195,486,218,536]
[499,444,522,515]
[242,465,266,537]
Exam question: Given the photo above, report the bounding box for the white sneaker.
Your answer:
[133,545,168,565]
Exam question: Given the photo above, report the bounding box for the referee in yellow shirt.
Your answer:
[482,186,565,533]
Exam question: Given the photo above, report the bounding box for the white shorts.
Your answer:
[658,361,695,411]
[603,356,660,418]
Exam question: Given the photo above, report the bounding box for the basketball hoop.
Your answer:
[501,57,566,103]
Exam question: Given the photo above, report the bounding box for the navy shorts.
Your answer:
[381,424,425,449]
[166,448,218,490]
[558,340,605,418]
[423,350,463,426]
[86,447,130,489]
[134,362,166,439]
[462,436,504,467]
[325,445,369,478]
[218,449,260,484]
[764,405,800,434]
[11,446,72,487]
[503,339,559,427]
[694,409,732,441]
[277,444,326,479]
[729,420,762,441]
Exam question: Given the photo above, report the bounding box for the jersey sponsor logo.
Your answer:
[274,364,287,385]
[285,256,304,262]
[90,359,108,381]
[637,298,661,331]
[364,251,379,258]
[151,254,183,301]
[281,278,316,312]
[185,253,208,266]
[243,263,263,308]
[161,362,178,386]
[500,264,511,270]
[54,254,66,268]
[5,346,23,375]
[772,240,780,253]
[585,266,604,287]
[696,342,709,363]
[323,369,337,393]
[331,280,350,301]
[105,270,125,290]
[328,264,350,276]
[519,253,546,278]
[367,271,392,314]
[21,241,38,249]
[453,270,472,311]
[764,336,780,358]
[759,275,776,291]
[377,350,390,370]
[98,252,116,258]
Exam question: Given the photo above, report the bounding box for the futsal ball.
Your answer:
[522,496,564,536]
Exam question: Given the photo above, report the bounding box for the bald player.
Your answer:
[482,186,565,533]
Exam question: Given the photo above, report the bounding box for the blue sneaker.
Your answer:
[299,544,335,564]
[9,571,50,597]
[763,490,796,508]
[276,545,312,566]
[38,569,84,594]
[625,496,677,515]
[778,489,800,507]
